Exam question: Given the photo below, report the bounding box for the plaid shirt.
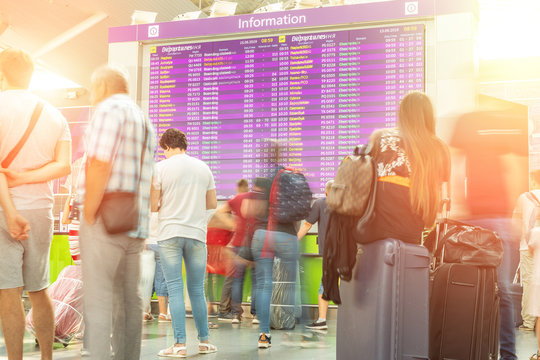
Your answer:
[78,94,155,239]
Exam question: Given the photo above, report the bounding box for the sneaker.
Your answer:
[258,333,272,348]
[158,344,187,358]
[305,320,328,330]
[252,315,260,324]
[218,312,233,321]
[185,311,193,318]
[232,315,241,324]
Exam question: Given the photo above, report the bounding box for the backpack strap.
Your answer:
[2,101,44,168]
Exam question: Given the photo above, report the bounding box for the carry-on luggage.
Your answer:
[270,258,302,330]
[337,238,430,360]
[427,198,501,360]
[429,264,499,360]
[26,265,84,346]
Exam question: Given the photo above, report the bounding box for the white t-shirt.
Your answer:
[154,153,215,243]
[146,212,159,245]
[0,90,71,210]
[514,190,540,251]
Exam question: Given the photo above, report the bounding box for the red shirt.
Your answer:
[450,110,528,216]
[228,192,250,247]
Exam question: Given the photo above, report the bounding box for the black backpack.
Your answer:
[269,168,312,223]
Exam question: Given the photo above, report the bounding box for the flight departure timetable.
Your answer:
[149,24,424,199]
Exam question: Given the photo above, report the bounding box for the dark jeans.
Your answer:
[467,218,518,360]
[219,276,233,314]
[231,247,257,316]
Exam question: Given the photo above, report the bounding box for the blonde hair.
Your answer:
[398,92,449,227]
[0,48,34,89]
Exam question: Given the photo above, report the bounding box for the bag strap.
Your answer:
[1,101,44,168]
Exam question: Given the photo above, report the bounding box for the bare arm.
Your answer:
[206,189,217,210]
[83,157,111,224]
[297,221,313,240]
[1,140,72,187]
[150,180,161,212]
[61,194,72,225]
[0,173,30,240]
[214,202,236,230]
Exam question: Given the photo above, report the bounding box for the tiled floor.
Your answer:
[1,315,336,360]
[0,317,537,359]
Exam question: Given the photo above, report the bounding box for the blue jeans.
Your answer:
[251,229,298,334]
[148,244,168,297]
[158,237,209,343]
[231,247,257,316]
[467,218,518,360]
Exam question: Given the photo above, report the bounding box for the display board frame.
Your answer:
[138,20,432,199]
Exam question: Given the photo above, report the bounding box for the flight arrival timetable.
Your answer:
[149,24,424,199]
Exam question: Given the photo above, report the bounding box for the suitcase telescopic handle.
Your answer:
[432,197,451,270]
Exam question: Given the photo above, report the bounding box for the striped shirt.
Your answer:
[78,94,155,239]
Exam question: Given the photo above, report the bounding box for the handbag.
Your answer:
[424,218,503,268]
[97,120,148,235]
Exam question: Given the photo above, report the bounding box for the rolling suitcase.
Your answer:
[427,198,500,360]
[337,238,430,360]
[429,264,499,360]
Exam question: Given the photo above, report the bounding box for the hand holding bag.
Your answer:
[97,121,148,235]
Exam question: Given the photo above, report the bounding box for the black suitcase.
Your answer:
[429,263,499,360]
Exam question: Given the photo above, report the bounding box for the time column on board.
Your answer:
[251,37,280,179]
[148,47,161,146]
[150,45,192,159]
[185,44,208,160]
[241,40,260,182]
[397,24,425,97]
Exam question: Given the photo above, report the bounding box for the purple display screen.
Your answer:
[149,24,424,199]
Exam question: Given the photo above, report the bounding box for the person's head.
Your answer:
[324,180,334,197]
[159,128,187,158]
[253,177,270,193]
[90,65,129,105]
[237,179,249,194]
[0,48,34,90]
[398,91,436,136]
[397,92,449,227]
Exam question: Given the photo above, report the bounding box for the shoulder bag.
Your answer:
[97,119,148,235]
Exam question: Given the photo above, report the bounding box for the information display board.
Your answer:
[148,24,424,198]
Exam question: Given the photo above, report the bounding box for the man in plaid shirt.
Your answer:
[78,65,155,360]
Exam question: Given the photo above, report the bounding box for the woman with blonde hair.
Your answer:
[363,91,450,243]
